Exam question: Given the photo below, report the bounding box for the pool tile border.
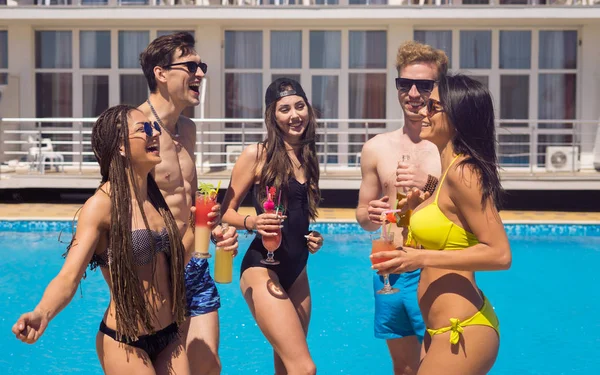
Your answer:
[2,220,600,237]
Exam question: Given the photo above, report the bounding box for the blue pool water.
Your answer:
[1,221,600,375]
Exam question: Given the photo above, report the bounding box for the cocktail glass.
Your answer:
[194,190,217,259]
[260,207,283,266]
[371,232,399,295]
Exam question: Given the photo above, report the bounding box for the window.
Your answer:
[118,31,149,69]
[224,31,263,147]
[34,30,74,160]
[312,75,339,164]
[414,30,452,68]
[36,31,72,69]
[225,31,262,69]
[80,31,110,69]
[120,75,148,107]
[82,75,109,162]
[310,31,341,69]
[271,31,302,69]
[349,31,386,69]
[499,30,531,69]
[347,31,387,165]
[460,31,491,69]
[537,30,578,166]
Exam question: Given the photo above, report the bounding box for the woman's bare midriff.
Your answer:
[100,254,176,336]
[418,267,484,330]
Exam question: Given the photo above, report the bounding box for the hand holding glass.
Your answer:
[371,232,399,295]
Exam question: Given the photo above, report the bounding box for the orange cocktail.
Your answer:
[370,238,395,265]
[370,232,399,295]
[194,183,219,259]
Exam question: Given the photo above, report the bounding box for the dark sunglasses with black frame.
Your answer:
[163,61,208,75]
[395,78,436,94]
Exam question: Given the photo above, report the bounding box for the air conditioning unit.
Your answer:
[545,146,580,172]
[225,145,243,169]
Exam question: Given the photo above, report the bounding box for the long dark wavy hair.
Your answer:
[257,86,321,220]
[438,74,503,210]
[90,104,186,340]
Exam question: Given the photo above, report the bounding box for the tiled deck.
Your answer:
[1,203,599,224]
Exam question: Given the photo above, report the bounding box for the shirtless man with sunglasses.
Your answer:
[356,41,447,375]
[138,32,239,375]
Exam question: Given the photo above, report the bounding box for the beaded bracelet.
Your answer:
[424,174,438,195]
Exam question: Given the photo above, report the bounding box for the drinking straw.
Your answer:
[266,186,270,200]
[215,180,222,196]
[381,209,403,241]
[275,188,282,216]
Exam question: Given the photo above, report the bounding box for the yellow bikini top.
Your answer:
[407,155,479,251]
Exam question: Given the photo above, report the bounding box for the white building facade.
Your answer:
[1,3,600,187]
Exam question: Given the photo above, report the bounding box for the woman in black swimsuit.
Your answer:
[12,105,190,375]
[222,78,324,374]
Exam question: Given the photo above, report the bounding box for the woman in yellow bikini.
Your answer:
[372,74,512,375]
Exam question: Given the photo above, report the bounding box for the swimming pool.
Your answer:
[1,221,599,374]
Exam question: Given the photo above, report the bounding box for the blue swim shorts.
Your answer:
[373,269,425,342]
[185,257,221,317]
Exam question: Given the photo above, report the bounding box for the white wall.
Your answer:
[7,24,34,119]
[580,23,600,169]
[196,24,224,168]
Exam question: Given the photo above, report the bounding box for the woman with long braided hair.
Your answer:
[12,105,190,374]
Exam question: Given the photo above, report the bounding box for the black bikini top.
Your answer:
[90,228,170,269]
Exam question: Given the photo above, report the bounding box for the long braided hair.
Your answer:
[259,91,321,221]
[91,105,186,341]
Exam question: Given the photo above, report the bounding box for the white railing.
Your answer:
[1,117,599,176]
[5,0,600,7]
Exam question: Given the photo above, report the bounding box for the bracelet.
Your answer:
[210,232,218,245]
[243,215,254,235]
[423,174,438,195]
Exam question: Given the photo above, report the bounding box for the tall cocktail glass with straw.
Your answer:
[194,181,221,259]
[260,186,283,265]
[371,211,400,294]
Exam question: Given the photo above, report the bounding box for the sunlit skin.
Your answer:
[372,80,512,375]
[162,51,205,108]
[139,44,238,375]
[356,59,442,375]
[274,95,309,143]
[126,110,162,171]
[417,87,454,150]
[12,107,192,375]
[397,62,438,134]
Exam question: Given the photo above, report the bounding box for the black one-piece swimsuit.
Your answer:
[240,178,310,291]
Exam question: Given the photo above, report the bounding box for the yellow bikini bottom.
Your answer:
[426,295,500,345]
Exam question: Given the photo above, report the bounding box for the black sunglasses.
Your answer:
[395,78,436,93]
[143,121,162,137]
[426,98,444,118]
[164,61,208,75]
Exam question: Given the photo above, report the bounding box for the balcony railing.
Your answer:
[3,0,600,7]
[1,118,598,178]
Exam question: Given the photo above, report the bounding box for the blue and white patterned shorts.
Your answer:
[185,257,221,317]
